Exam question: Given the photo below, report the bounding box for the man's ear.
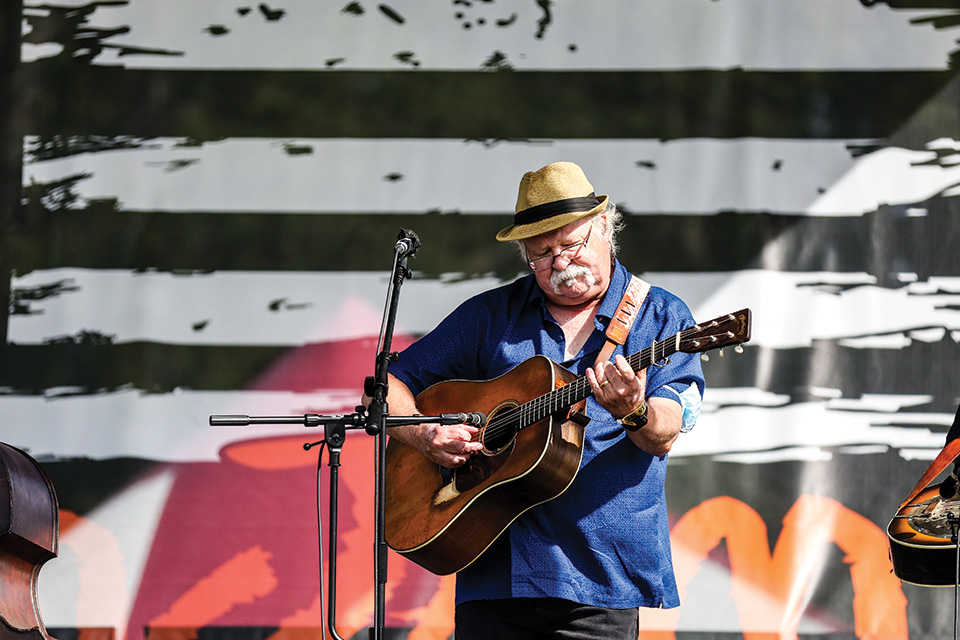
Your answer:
[598,213,612,240]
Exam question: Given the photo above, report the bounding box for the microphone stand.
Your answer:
[210,229,444,640]
[363,228,421,640]
[951,512,960,640]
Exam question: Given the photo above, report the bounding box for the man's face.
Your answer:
[523,215,612,308]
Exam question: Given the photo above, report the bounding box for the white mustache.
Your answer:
[550,264,596,294]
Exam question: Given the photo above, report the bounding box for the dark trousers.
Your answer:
[454,597,639,640]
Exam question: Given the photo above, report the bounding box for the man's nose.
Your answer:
[551,253,573,270]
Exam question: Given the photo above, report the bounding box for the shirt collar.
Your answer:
[594,258,630,322]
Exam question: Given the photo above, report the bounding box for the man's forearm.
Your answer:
[625,397,681,457]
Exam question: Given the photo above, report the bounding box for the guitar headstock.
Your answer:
[680,308,752,355]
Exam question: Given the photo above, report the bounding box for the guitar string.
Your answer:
[478,322,726,444]
[482,344,663,443]
[483,337,667,441]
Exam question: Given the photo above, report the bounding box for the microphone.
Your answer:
[395,228,421,257]
[441,412,487,427]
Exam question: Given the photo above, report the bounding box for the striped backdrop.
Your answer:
[4,1,960,639]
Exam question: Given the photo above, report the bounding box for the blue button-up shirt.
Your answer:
[390,259,704,609]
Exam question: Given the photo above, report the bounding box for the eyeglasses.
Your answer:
[527,224,593,271]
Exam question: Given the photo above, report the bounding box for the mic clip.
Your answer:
[395,228,422,257]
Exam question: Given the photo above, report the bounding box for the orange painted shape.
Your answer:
[276,593,322,628]
[220,436,315,471]
[654,495,907,640]
[149,546,278,627]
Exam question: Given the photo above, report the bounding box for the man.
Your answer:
[382,161,704,639]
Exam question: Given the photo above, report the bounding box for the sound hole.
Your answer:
[481,401,519,455]
[453,402,518,494]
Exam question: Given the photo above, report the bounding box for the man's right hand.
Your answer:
[363,373,483,468]
[398,423,483,468]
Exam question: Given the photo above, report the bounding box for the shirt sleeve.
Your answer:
[638,288,706,415]
[389,294,489,396]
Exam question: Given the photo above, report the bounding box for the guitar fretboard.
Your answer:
[483,335,681,442]
[478,309,748,444]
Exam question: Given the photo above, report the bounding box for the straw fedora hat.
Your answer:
[496,161,609,242]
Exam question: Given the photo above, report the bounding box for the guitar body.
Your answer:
[887,484,960,586]
[384,356,586,576]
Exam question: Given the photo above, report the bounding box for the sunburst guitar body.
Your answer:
[888,484,960,586]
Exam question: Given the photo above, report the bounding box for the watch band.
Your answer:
[619,400,648,431]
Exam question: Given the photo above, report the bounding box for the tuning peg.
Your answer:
[735,344,743,354]
[701,353,709,362]
[719,349,725,358]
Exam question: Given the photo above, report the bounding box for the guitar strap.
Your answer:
[897,435,960,510]
[594,275,650,367]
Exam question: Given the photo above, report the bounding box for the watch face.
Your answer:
[621,403,648,431]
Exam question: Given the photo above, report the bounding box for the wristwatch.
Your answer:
[618,400,648,431]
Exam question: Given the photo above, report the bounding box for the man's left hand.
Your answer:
[587,354,646,420]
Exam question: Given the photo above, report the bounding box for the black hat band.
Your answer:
[513,193,600,226]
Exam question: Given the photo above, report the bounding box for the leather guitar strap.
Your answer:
[595,275,650,367]
[898,436,960,510]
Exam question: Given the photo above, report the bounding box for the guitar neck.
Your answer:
[520,337,679,427]
[487,308,750,434]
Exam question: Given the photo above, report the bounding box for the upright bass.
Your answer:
[0,442,60,640]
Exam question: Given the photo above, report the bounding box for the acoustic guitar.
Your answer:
[886,428,960,587]
[888,484,960,587]
[384,308,752,575]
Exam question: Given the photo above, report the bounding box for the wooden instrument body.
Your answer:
[384,356,586,576]
[887,485,960,587]
[0,443,59,640]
